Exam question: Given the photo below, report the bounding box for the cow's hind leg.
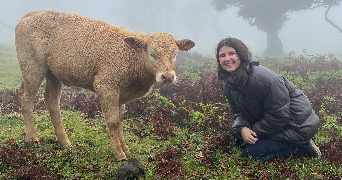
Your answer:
[19,68,46,143]
[44,71,70,146]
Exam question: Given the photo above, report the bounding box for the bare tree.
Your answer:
[324,3,342,33]
[211,0,341,57]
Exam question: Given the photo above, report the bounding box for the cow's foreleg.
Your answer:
[98,89,127,161]
[119,104,131,155]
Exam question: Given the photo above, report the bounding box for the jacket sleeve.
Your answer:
[251,79,291,138]
[224,84,251,140]
[231,113,251,140]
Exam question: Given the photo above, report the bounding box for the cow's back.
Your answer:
[16,10,137,90]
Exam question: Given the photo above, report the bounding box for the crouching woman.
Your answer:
[216,37,321,162]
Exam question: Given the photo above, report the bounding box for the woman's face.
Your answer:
[219,46,241,72]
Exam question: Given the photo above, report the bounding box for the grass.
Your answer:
[0,109,340,179]
[0,43,21,90]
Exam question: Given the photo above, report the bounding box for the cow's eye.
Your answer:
[150,53,156,59]
[171,51,178,61]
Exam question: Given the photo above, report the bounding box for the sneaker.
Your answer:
[307,139,321,158]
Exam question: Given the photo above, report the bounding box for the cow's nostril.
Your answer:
[161,73,174,83]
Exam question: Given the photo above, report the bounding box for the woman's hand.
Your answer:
[241,127,258,145]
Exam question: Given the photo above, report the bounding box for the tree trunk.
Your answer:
[263,28,285,57]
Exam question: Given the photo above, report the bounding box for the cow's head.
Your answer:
[124,32,195,84]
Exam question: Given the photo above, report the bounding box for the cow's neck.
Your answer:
[119,61,155,104]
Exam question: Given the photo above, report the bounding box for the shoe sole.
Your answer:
[309,139,321,159]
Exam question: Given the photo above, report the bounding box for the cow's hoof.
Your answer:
[64,144,73,149]
[116,154,128,161]
[25,138,40,145]
[59,139,71,146]
[124,150,132,156]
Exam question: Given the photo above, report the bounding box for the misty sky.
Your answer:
[0,0,341,58]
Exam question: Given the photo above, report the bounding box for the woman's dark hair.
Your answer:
[216,37,251,83]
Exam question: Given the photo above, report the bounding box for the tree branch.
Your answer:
[325,5,342,33]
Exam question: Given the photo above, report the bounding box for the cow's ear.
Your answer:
[176,39,195,51]
[124,37,146,48]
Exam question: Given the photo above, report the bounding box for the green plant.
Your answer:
[318,99,342,138]
[260,64,314,91]
[284,72,314,90]
[178,58,204,82]
[188,102,226,126]
[144,90,176,114]
[281,59,295,66]
[309,70,342,83]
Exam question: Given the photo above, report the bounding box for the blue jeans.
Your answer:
[230,137,311,162]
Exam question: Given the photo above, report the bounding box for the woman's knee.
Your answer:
[243,144,261,158]
[242,139,293,161]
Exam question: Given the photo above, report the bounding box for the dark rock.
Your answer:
[115,157,145,180]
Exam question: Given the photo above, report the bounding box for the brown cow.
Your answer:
[15,10,195,160]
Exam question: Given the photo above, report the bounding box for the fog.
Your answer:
[1,0,341,58]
